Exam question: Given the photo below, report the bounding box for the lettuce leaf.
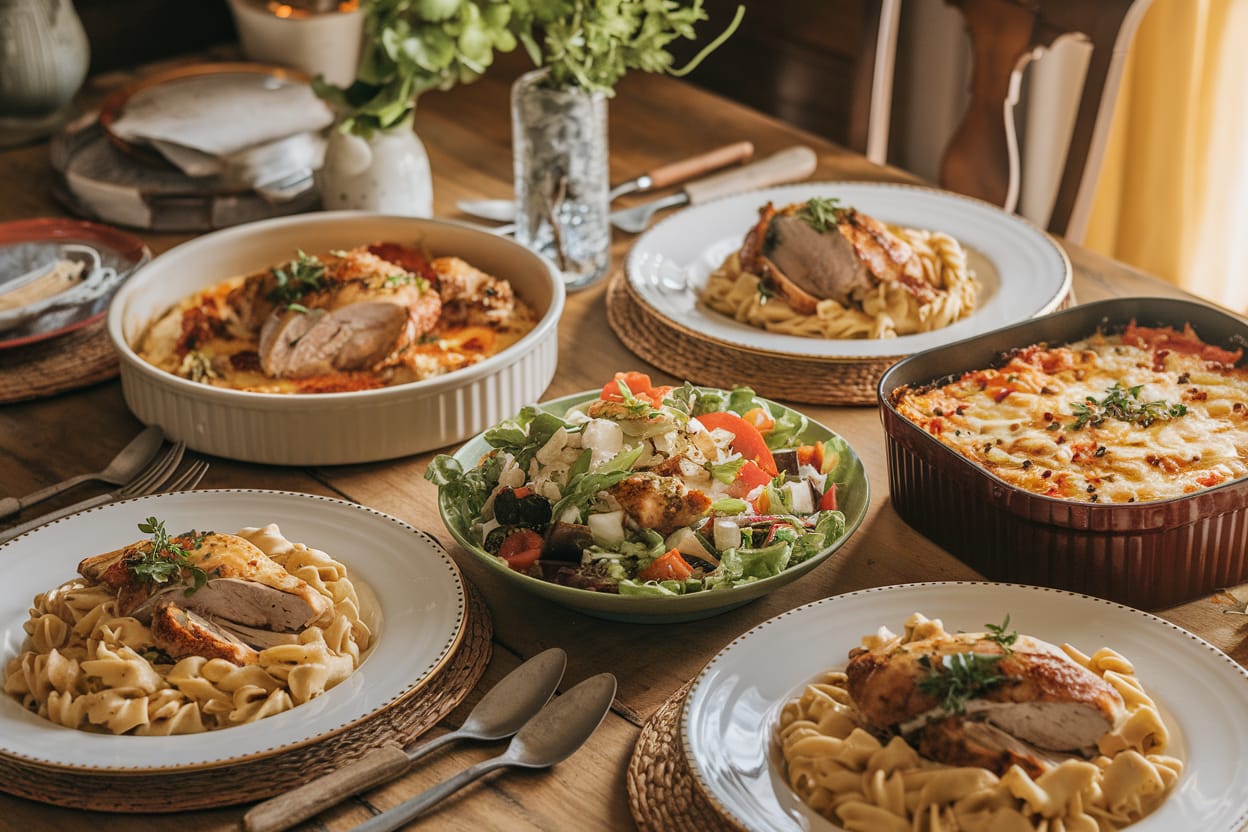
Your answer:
[483,406,574,469]
[424,453,501,532]
[549,444,644,523]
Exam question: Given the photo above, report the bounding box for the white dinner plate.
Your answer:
[682,582,1248,831]
[0,490,465,772]
[627,182,1072,359]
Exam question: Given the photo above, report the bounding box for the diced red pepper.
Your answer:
[636,549,694,582]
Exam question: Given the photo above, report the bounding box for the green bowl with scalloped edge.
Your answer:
[434,388,869,623]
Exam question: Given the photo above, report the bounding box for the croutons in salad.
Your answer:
[427,372,851,596]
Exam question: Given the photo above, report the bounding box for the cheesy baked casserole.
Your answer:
[890,322,1248,503]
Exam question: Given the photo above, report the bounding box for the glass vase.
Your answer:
[511,69,610,290]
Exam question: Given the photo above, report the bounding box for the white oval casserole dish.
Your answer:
[108,213,564,465]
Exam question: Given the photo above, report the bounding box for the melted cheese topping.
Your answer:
[892,323,1248,502]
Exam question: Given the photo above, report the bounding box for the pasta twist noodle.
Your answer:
[779,615,1183,831]
[701,224,979,340]
[3,525,374,735]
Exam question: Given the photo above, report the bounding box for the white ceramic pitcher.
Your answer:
[318,121,433,217]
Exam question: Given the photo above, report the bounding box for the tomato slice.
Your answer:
[636,549,694,582]
[819,483,838,511]
[696,411,778,476]
[601,371,653,402]
[498,529,544,571]
[729,460,773,497]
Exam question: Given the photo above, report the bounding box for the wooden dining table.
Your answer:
[1,54,1246,832]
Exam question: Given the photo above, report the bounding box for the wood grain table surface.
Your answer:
[1,58,1245,832]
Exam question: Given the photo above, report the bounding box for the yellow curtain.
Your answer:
[1084,0,1248,312]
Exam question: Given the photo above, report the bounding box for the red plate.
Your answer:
[0,218,150,350]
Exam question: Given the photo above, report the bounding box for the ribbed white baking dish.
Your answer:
[108,213,564,465]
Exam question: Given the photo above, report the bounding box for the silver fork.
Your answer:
[159,459,210,493]
[0,442,188,544]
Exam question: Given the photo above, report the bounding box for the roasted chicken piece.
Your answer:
[150,604,260,666]
[608,472,711,535]
[740,200,934,313]
[79,531,331,632]
[229,246,441,379]
[846,630,1126,775]
[434,256,516,326]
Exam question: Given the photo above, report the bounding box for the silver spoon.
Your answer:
[242,648,569,832]
[0,425,164,520]
[351,672,617,832]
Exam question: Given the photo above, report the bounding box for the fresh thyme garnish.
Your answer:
[984,615,1018,653]
[916,652,1010,714]
[130,517,209,596]
[798,196,844,233]
[1067,383,1188,430]
[285,303,312,315]
[266,250,326,306]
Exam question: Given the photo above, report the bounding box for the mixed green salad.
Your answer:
[427,372,852,597]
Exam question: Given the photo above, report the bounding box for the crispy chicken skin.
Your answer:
[608,472,712,535]
[150,604,259,666]
[846,631,1126,765]
[433,256,516,326]
[739,201,934,313]
[78,532,331,630]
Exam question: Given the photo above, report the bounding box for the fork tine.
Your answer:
[118,441,186,498]
[161,460,209,493]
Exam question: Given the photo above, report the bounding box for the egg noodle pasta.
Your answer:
[3,524,373,736]
[778,614,1182,831]
[701,226,978,340]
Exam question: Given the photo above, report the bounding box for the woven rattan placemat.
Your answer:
[627,681,745,832]
[606,274,893,406]
[0,578,493,812]
[0,318,118,404]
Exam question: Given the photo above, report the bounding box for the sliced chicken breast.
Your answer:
[79,531,331,631]
[246,247,442,379]
[738,201,934,312]
[846,631,1126,754]
[151,604,259,666]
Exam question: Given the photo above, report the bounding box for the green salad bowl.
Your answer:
[434,389,870,623]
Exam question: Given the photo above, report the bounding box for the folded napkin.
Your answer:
[108,71,335,201]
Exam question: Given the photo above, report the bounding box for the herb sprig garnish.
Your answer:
[984,615,1018,653]
[1067,383,1188,431]
[798,197,844,233]
[130,517,209,596]
[266,250,326,308]
[916,652,1009,715]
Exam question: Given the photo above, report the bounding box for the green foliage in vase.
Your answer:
[314,0,519,136]
[511,0,745,96]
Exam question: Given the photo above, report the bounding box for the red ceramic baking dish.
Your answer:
[878,296,1248,609]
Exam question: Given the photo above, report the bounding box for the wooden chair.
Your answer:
[921,0,1153,242]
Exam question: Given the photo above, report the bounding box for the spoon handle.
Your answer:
[352,757,510,832]
[242,745,410,832]
[403,727,464,765]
